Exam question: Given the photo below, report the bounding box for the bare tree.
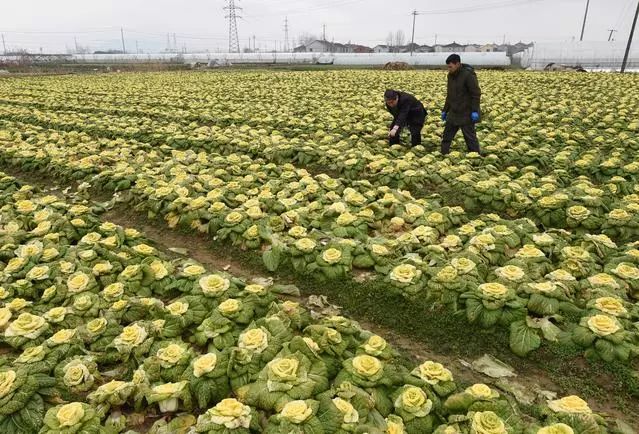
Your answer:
[386,32,394,49]
[393,30,405,50]
[298,32,318,47]
[385,31,405,52]
[76,45,91,55]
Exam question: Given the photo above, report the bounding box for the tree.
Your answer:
[386,30,405,52]
[386,32,394,49]
[298,33,318,47]
[393,30,405,51]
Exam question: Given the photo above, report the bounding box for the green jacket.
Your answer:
[443,64,481,126]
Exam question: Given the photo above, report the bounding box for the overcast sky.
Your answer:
[1,0,637,53]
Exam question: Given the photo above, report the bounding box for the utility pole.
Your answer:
[284,17,290,52]
[410,10,418,56]
[322,24,326,41]
[253,35,256,52]
[621,0,639,73]
[1,34,6,55]
[74,37,79,53]
[173,33,177,51]
[224,0,242,53]
[120,27,126,53]
[166,33,171,52]
[580,0,590,41]
[434,34,438,45]
[135,40,139,54]
[607,29,617,41]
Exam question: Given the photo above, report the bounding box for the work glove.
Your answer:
[389,126,399,138]
[471,111,480,123]
[441,111,447,121]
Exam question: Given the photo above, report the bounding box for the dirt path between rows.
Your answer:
[2,166,637,429]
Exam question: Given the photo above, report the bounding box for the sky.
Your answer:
[0,0,637,53]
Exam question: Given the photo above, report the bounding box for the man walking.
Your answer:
[441,54,481,154]
[384,89,427,147]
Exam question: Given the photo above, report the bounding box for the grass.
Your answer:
[207,237,639,418]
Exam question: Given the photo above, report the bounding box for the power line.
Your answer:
[621,0,639,73]
[0,28,118,35]
[417,0,548,15]
[410,10,418,56]
[120,27,126,53]
[224,0,242,53]
[284,17,290,52]
[579,0,590,41]
[243,0,367,18]
[614,0,634,30]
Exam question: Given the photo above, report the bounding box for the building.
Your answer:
[293,40,351,53]
[464,44,480,53]
[344,43,373,53]
[396,43,434,53]
[373,44,390,53]
[480,44,500,52]
[508,42,533,56]
[434,42,466,53]
[399,42,419,53]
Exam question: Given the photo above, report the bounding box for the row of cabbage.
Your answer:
[1,127,639,362]
[0,172,615,433]
[0,101,636,186]
[0,71,635,148]
[3,120,639,241]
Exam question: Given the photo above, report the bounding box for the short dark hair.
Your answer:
[384,89,399,100]
[446,54,461,65]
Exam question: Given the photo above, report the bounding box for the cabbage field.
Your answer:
[0,70,638,433]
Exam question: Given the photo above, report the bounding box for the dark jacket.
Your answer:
[443,64,481,126]
[386,91,427,128]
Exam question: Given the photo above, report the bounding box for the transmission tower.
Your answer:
[284,17,290,52]
[224,0,242,53]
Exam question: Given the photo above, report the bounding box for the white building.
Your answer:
[480,44,499,52]
[434,42,466,53]
[294,40,349,53]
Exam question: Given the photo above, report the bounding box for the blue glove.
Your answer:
[471,111,480,122]
[441,111,447,121]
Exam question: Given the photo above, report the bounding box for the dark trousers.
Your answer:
[441,123,481,154]
[389,123,424,146]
